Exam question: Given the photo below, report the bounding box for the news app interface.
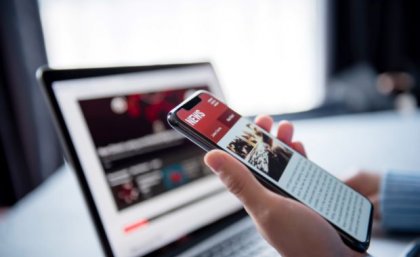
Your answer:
[176,92,371,242]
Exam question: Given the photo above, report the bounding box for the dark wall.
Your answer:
[0,0,62,205]
[330,0,420,75]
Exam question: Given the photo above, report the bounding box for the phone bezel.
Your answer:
[167,90,373,253]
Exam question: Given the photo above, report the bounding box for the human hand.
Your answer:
[345,171,382,220]
[204,115,364,257]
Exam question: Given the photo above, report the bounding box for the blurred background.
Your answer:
[0,0,419,207]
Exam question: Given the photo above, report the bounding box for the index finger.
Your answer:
[277,120,294,145]
[255,115,273,132]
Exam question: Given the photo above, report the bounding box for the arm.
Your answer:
[346,170,420,232]
[381,170,420,232]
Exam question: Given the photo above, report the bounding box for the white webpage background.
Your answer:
[53,66,241,257]
[218,117,370,242]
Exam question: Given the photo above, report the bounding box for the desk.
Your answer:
[1,111,419,256]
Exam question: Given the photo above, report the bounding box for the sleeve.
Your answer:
[380,170,420,232]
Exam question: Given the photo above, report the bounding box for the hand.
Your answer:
[345,171,382,220]
[204,115,364,257]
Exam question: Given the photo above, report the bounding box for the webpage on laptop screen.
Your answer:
[53,67,241,257]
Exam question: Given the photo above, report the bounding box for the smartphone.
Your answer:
[167,90,373,252]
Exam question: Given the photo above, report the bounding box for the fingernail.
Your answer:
[205,153,224,174]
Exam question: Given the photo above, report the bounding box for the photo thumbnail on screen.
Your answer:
[79,87,212,211]
[226,123,292,181]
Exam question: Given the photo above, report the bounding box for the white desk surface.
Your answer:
[1,110,420,257]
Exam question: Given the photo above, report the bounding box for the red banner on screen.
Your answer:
[176,93,240,143]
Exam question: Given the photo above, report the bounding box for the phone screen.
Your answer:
[175,92,371,243]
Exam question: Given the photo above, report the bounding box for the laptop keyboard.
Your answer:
[195,226,279,257]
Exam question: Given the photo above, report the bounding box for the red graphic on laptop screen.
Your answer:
[79,87,212,211]
[176,93,240,143]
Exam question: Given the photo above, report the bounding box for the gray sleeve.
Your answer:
[380,170,420,232]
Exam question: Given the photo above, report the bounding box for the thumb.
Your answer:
[204,150,271,214]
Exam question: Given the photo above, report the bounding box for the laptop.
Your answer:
[38,63,278,257]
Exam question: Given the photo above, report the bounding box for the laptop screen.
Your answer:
[50,65,241,257]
